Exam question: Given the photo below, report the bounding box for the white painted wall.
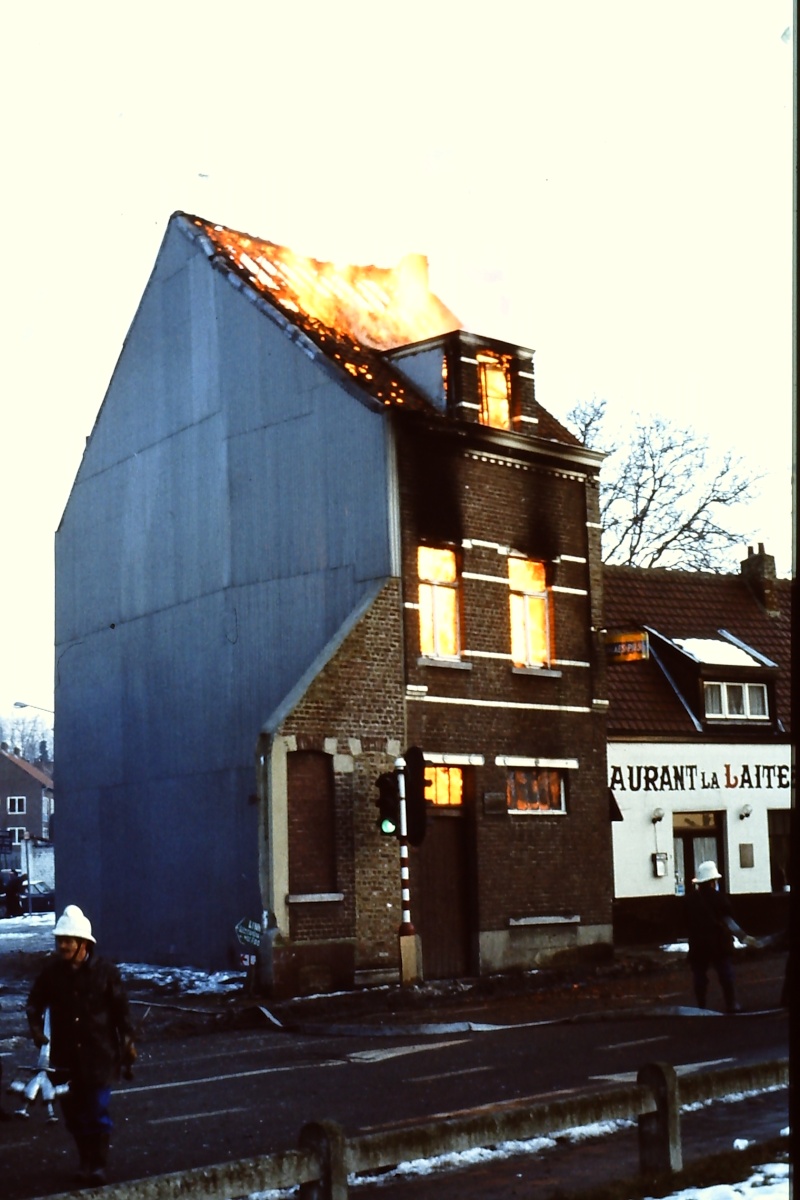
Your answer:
[609,742,791,898]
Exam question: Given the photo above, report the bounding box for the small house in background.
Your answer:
[604,546,792,943]
[55,212,614,993]
[0,744,54,868]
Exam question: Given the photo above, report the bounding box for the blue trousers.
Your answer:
[60,1082,113,1137]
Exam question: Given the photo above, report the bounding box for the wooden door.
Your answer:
[411,810,471,980]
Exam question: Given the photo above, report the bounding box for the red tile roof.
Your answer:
[0,748,53,788]
[603,563,792,737]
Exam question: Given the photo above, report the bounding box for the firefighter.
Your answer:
[26,905,137,1185]
[686,861,757,1013]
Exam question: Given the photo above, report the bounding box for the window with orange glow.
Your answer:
[477,352,511,429]
[507,768,565,813]
[424,765,463,807]
[418,546,461,658]
[508,557,551,667]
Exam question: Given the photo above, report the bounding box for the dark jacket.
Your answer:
[685,884,735,963]
[26,951,134,1087]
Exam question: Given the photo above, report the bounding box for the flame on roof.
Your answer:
[188,216,461,408]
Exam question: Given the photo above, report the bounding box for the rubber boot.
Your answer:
[722,980,740,1014]
[84,1132,110,1186]
[72,1135,93,1183]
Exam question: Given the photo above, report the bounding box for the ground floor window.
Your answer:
[507,768,566,814]
[424,765,463,807]
[287,751,336,894]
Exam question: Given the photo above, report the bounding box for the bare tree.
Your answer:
[568,398,756,570]
[0,715,53,765]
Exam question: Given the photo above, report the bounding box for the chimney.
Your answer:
[740,543,779,615]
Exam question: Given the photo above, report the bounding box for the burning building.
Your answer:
[55,213,613,991]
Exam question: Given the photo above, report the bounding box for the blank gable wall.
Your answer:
[55,225,396,970]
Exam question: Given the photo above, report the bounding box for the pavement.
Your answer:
[0,931,789,1043]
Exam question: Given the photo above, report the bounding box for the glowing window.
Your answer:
[424,765,463,807]
[704,681,768,720]
[508,557,550,667]
[418,546,461,659]
[507,769,565,813]
[477,353,511,429]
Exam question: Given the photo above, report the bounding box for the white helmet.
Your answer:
[693,861,722,885]
[54,905,96,943]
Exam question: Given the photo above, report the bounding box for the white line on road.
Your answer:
[149,1107,250,1125]
[120,1060,344,1096]
[347,1039,470,1063]
[411,1065,494,1084]
[602,1035,670,1051]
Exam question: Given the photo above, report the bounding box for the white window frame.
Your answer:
[704,681,769,721]
[8,827,27,845]
[7,796,26,815]
[506,767,567,814]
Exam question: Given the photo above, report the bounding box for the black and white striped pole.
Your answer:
[395,756,422,983]
[395,758,414,936]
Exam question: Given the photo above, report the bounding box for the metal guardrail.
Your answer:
[34,1057,788,1200]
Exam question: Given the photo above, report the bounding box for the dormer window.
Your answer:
[477,352,512,429]
[704,681,769,720]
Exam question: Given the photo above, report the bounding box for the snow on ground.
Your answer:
[239,1143,790,1199]
[0,913,246,994]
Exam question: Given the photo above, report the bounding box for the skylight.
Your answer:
[673,637,761,667]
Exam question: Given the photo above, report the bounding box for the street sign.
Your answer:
[235,918,263,948]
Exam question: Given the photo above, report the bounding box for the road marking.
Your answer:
[347,1039,470,1063]
[149,1106,250,1125]
[411,1065,494,1084]
[591,1057,734,1083]
[603,1035,670,1051]
[120,1060,344,1095]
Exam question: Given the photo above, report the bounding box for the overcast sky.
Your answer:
[0,1,793,721]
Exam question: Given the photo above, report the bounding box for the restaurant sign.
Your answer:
[605,630,649,662]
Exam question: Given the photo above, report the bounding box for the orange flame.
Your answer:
[194,219,461,352]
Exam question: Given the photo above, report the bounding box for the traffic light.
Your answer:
[403,746,429,846]
[374,771,401,836]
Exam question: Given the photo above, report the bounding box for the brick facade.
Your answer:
[262,387,613,995]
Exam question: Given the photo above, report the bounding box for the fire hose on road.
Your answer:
[7,1009,69,1121]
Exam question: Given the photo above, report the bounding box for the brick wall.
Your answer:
[397,416,613,942]
[275,580,408,976]
[268,399,612,994]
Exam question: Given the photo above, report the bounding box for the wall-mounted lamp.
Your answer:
[739,804,753,821]
[651,807,665,824]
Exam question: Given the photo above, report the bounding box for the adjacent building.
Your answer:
[0,744,54,865]
[604,547,792,941]
[55,212,614,991]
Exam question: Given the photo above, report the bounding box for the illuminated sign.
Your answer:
[605,630,649,662]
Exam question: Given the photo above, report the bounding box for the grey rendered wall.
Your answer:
[55,221,393,970]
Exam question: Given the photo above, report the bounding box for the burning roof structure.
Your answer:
[183,214,462,410]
